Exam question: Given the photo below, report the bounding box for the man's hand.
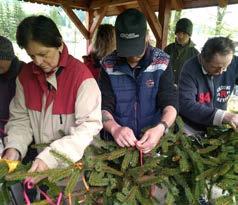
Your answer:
[111,126,137,147]
[2,148,20,160]
[223,112,238,129]
[136,124,164,153]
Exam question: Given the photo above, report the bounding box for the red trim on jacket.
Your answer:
[19,44,93,114]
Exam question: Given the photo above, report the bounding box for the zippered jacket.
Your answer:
[179,55,238,131]
[4,44,102,168]
[164,39,199,83]
[100,45,178,138]
[0,57,23,138]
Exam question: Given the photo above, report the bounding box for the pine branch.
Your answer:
[64,170,81,195]
[49,149,74,165]
[93,147,128,161]
[31,143,50,149]
[48,168,73,183]
[31,200,49,205]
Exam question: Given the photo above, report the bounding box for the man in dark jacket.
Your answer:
[99,9,178,154]
[0,36,23,152]
[179,37,238,135]
[164,18,199,84]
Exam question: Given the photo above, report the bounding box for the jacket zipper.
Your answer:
[211,76,215,108]
[59,114,63,124]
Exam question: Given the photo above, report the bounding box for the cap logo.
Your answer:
[120,33,139,39]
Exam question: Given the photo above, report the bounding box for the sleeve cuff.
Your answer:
[213,109,226,126]
[3,138,28,160]
[36,147,59,169]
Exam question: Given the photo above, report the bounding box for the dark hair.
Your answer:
[16,15,62,49]
[201,37,235,62]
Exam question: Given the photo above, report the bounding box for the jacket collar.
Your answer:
[175,38,195,48]
[114,45,153,74]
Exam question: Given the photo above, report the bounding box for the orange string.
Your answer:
[68,193,72,205]
[82,174,90,192]
[74,162,83,170]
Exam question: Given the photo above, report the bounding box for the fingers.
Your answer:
[137,141,152,153]
[28,160,39,173]
[137,134,149,145]
[136,134,149,149]
[25,175,46,184]
[114,127,137,147]
[230,122,237,131]
[115,138,125,147]
[2,148,20,160]
[117,136,134,147]
[27,159,48,184]
[118,138,130,147]
[28,159,48,173]
[136,134,159,153]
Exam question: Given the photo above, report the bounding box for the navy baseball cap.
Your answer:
[115,9,147,57]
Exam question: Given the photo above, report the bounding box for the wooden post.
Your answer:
[86,9,94,54]
[157,0,171,49]
[137,0,162,44]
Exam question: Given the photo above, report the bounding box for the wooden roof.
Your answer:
[21,0,238,16]
[20,0,238,49]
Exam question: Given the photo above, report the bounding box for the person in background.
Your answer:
[83,24,116,80]
[0,36,24,154]
[164,18,199,84]
[179,37,238,136]
[2,15,102,173]
[99,8,177,153]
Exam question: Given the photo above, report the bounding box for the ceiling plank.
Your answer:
[116,5,128,13]
[89,0,137,10]
[137,0,162,41]
[24,0,88,9]
[61,4,89,39]
[171,0,184,10]
[89,6,109,38]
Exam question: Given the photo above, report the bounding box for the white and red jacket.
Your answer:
[4,44,102,168]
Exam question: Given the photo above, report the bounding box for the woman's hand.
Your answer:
[27,159,49,183]
[2,148,20,160]
[28,158,49,173]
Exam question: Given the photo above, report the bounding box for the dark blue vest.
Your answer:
[103,47,169,138]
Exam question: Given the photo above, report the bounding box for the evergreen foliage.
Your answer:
[0,0,26,41]
[1,119,238,204]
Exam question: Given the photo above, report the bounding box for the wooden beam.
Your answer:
[218,0,228,7]
[85,9,94,53]
[89,6,108,38]
[116,5,127,14]
[158,0,171,49]
[137,0,162,42]
[182,0,238,9]
[89,0,137,10]
[61,5,89,39]
[171,0,183,10]
[106,2,139,15]
[25,0,88,9]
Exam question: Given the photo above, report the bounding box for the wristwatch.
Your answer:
[159,120,169,135]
